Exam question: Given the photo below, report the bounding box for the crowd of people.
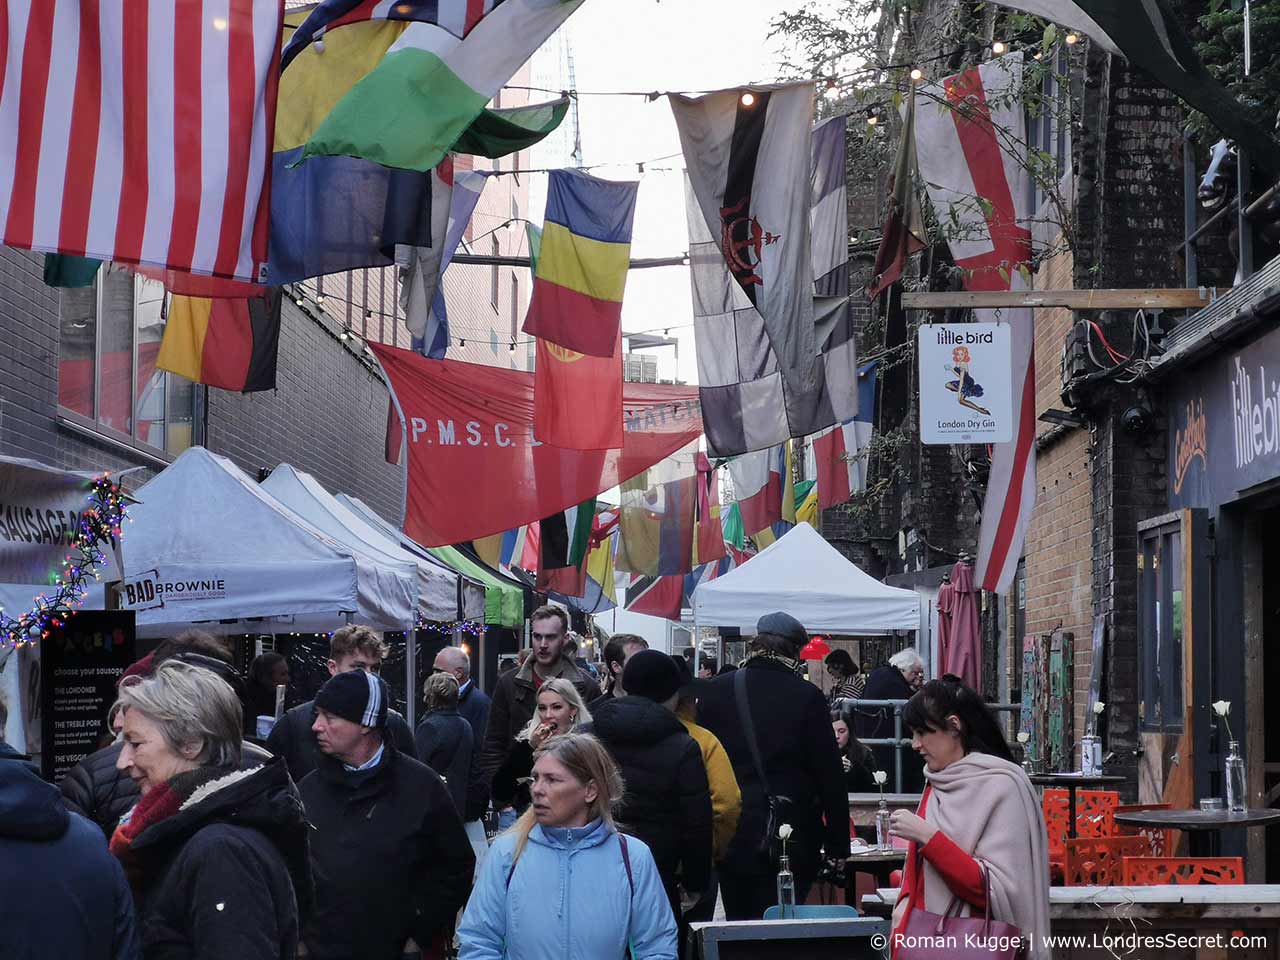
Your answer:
[0,606,1050,960]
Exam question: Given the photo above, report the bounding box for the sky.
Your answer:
[554,0,805,384]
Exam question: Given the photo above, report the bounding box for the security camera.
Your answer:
[1122,389,1153,434]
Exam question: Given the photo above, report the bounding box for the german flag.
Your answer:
[157,290,281,392]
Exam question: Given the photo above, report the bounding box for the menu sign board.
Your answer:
[41,610,136,782]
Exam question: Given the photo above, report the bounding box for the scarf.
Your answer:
[109,765,236,892]
[745,649,804,675]
[911,753,1051,960]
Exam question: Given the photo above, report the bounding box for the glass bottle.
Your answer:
[1225,740,1247,813]
[776,854,796,918]
[876,797,892,850]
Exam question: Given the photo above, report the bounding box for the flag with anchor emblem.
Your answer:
[672,82,818,411]
[678,110,858,457]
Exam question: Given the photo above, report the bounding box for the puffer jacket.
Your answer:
[0,742,138,960]
[676,710,742,863]
[457,819,676,960]
[121,757,312,960]
[587,697,713,904]
[61,739,274,837]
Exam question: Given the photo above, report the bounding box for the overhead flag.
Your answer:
[683,114,858,458]
[539,498,597,576]
[0,2,282,281]
[810,361,879,510]
[157,290,283,393]
[523,170,639,357]
[693,454,727,567]
[43,255,102,289]
[915,56,1035,594]
[615,446,700,577]
[369,342,702,546]
[453,96,573,159]
[403,163,491,358]
[290,0,585,172]
[671,82,817,399]
[533,332,624,450]
[537,509,617,613]
[623,573,686,621]
[473,525,529,571]
[794,480,819,529]
[990,0,1280,174]
[728,444,794,538]
[868,92,927,299]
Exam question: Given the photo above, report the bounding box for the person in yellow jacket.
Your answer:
[675,663,742,927]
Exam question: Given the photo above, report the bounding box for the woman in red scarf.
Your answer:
[110,660,311,959]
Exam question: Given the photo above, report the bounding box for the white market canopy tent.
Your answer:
[692,522,919,634]
[262,463,480,623]
[123,446,414,636]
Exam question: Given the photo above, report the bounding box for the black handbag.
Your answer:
[734,669,794,864]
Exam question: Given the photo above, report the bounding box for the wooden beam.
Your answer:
[901,288,1222,310]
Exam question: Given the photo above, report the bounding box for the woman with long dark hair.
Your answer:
[887,676,1049,960]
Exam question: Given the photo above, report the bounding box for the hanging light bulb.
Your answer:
[740,91,755,107]
[295,296,304,307]
[459,338,467,348]
[509,341,516,352]
[316,294,326,305]
[909,67,924,82]
[1065,32,1079,45]
[991,40,1007,55]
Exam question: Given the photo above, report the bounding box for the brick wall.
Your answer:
[0,247,403,522]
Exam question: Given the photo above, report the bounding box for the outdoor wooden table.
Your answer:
[844,845,907,892]
[848,792,922,827]
[1029,772,1127,839]
[1114,807,1280,857]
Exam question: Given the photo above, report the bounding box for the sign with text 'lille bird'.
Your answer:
[918,323,1013,445]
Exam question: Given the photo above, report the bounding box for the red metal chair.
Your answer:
[1064,836,1151,886]
[1111,802,1173,856]
[1043,789,1070,883]
[1076,790,1120,838]
[1121,857,1245,885]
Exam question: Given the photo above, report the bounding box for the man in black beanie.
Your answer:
[587,650,712,939]
[695,611,851,920]
[299,670,474,960]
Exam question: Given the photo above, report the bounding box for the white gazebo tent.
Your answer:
[261,463,479,624]
[123,447,415,636]
[691,522,920,636]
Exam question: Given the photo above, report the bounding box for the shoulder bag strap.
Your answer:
[619,833,634,895]
[734,668,775,803]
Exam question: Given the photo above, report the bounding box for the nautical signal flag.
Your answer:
[523,170,639,358]
[156,291,282,393]
[533,330,624,450]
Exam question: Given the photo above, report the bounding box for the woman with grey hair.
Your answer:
[415,671,474,816]
[109,660,311,959]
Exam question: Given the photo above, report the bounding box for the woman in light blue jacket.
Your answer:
[458,733,677,960]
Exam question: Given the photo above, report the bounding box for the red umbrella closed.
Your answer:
[942,561,980,688]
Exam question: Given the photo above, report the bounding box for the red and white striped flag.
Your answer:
[914,55,1036,594]
[0,1,282,282]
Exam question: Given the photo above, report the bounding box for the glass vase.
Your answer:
[875,797,892,850]
[1225,740,1247,813]
[776,854,796,917]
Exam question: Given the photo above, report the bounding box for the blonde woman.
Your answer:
[491,679,591,830]
[458,733,676,960]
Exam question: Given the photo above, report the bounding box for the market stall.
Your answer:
[691,523,919,634]
[263,463,478,624]
[121,446,415,636]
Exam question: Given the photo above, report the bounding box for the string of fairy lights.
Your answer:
[1,474,128,649]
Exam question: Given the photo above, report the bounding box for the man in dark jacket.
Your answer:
[301,669,474,960]
[588,633,648,709]
[266,625,418,784]
[433,644,491,822]
[697,612,851,920]
[60,636,255,836]
[1,718,138,960]
[588,650,713,926]
[856,647,926,792]
[415,672,474,817]
[476,605,600,792]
